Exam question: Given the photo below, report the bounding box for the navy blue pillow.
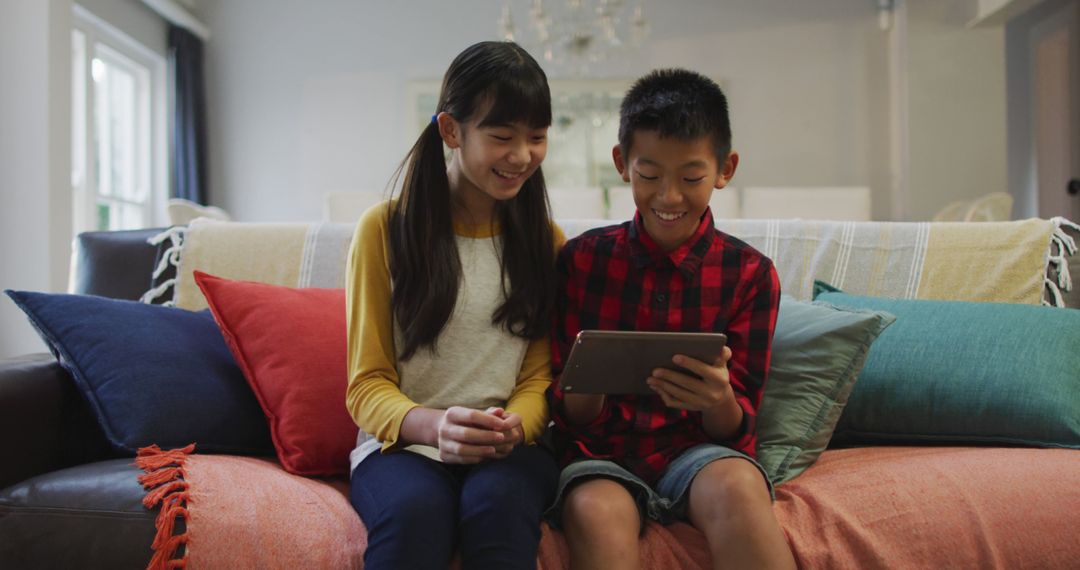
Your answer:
[5,290,273,455]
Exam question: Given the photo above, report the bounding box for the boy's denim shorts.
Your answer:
[545,444,774,528]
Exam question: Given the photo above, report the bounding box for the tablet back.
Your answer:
[560,330,727,395]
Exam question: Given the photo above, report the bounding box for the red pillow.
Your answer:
[194,271,355,476]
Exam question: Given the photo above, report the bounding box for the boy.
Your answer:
[546,69,795,569]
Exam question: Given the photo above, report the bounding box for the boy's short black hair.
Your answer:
[618,68,731,162]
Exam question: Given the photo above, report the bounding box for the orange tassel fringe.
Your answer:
[136,443,196,570]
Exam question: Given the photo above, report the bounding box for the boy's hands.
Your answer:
[434,406,521,464]
[646,345,735,412]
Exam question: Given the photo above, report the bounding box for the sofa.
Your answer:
[2,215,1079,569]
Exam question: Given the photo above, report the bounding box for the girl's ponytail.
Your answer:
[388,121,459,361]
[388,41,555,360]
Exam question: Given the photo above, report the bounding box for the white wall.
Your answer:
[200,0,896,222]
[903,0,1009,221]
[1005,0,1074,220]
[0,0,1021,356]
[0,0,72,357]
[971,0,1048,25]
[77,0,168,57]
[0,0,165,358]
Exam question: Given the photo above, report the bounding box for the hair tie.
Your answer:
[431,114,438,125]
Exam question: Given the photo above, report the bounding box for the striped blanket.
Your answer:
[716,218,1057,304]
[157,221,355,311]
[152,216,1078,311]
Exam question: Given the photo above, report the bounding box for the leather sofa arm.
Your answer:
[0,354,113,489]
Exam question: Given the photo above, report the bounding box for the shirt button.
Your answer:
[656,294,667,303]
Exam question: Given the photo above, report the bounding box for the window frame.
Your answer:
[71,5,169,234]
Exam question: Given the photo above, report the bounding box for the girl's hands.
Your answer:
[646,345,735,412]
[435,406,521,464]
[485,407,524,459]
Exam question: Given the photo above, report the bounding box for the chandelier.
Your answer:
[499,0,649,75]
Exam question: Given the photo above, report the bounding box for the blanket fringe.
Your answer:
[1044,217,1078,307]
[136,444,196,570]
[140,226,187,305]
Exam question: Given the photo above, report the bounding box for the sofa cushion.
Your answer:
[774,446,1080,569]
[165,217,1076,312]
[135,451,712,569]
[4,290,273,455]
[756,297,894,484]
[195,272,356,476]
[144,454,364,569]
[814,284,1080,448]
[0,459,157,569]
[0,354,115,490]
[122,446,1080,569]
[712,217,1058,304]
[172,220,354,311]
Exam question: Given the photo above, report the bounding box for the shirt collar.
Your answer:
[628,208,716,278]
[452,220,501,238]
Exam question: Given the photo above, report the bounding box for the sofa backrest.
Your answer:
[68,228,171,301]
[149,215,1079,311]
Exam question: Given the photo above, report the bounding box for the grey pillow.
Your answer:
[755,296,895,485]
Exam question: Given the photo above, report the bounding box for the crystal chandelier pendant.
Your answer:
[499,0,649,76]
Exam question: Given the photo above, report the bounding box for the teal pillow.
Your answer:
[814,282,1080,448]
[756,296,895,485]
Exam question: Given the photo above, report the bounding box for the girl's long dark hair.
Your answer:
[389,41,555,361]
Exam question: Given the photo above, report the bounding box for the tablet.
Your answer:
[559,330,728,395]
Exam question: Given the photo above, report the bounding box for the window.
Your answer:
[72,6,167,234]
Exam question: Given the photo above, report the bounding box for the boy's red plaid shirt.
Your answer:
[547,209,781,485]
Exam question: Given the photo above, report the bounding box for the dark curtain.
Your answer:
[168,24,208,205]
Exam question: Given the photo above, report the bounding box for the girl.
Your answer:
[345,41,563,569]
